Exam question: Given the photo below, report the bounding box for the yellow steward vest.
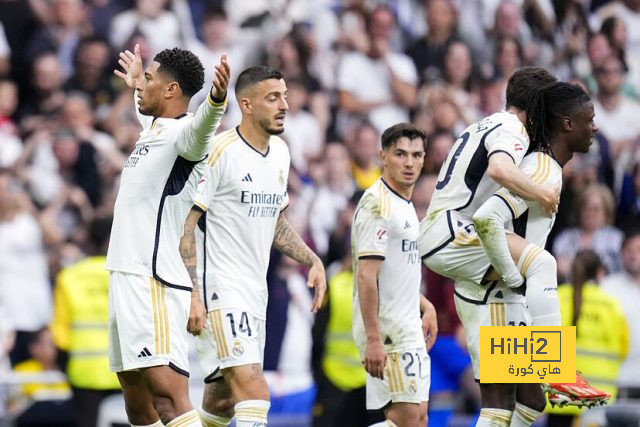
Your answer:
[546,282,629,415]
[50,256,120,390]
[322,270,366,391]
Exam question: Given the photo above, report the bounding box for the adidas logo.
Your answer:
[404,221,411,229]
[242,173,253,182]
[211,292,219,301]
[137,347,152,358]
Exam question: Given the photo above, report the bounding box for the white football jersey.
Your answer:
[454,151,563,304]
[194,127,290,320]
[426,112,529,219]
[497,151,562,246]
[105,93,227,290]
[352,179,423,353]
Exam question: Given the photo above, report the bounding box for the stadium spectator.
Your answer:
[347,122,381,190]
[553,184,624,279]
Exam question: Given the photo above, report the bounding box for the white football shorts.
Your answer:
[366,345,430,410]
[196,308,266,382]
[454,295,531,379]
[108,271,191,376]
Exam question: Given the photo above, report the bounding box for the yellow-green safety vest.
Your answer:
[322,270,366,391]
[546,282,629,416]
[50,256,120,390]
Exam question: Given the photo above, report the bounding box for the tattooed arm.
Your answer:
[273,212,327,313]
[180,207,206,335]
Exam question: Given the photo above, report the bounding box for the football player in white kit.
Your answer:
[106,44,229,426]
[465,83,609,426]
[352,123,438,427]
[178,66,327,427]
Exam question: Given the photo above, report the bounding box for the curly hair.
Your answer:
[505,66,556,110]
[154,48,205,98]
[525,82,591,154]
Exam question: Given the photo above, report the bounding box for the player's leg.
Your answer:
[505,234,561,326]
[418,401,428,426]
[477,383,516,426]
[117,370,162,426]
[510,384,545,427]
[200,379,234,426]
[223,363,270,426]
[140,365,201,425]
[385,402,421,426]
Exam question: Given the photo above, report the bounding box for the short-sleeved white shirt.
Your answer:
[352,179,423,353]
[195,127,290,319]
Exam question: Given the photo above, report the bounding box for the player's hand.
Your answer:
[210,54,230,101]
[187,292,206,336]
[364,339,387,379]
[308,260,327,314]
[540,184,560,217]
[421,300,438,351]
[114,43,143,89]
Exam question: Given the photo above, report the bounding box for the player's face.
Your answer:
[137,61,169,116]
[382,137,425,189]
[251,79,288,135]
[568,101,598,154]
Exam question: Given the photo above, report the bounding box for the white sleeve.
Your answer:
[193,148,226,211]
[484,119,528,167]
[353,195,391,259]
[176,93,228,161]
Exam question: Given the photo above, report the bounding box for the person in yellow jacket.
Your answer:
[311,249,385,427]
[546,250,629,427]
[50,217,120,427]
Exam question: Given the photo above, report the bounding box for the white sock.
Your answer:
[477,408,512,427]
[165,409,201,427]
[510,402,542,426]
[198,407,231,427]
[517,244,561,326]
[234,400,269,426]
[132,421,163,427]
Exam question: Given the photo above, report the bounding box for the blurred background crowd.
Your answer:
[1,0,640,426]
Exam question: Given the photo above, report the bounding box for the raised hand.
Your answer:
[211,54,231,101]
[114,44,144,89]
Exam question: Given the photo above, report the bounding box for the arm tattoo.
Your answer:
[273,214,319,267]
[180,209,202,292]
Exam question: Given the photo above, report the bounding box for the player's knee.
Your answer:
[419,412,428,427]
[152,395,181,423]
[123,400,158,425]
[203,392,235,418]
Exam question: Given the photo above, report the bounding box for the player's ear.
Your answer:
[165,81,181,99]
[380,148,387,165]
[239,96,252,115]
[562,116,573,132]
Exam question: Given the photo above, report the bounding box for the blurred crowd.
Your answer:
[2,0,640,425]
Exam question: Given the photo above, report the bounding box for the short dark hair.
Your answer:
[235,66,284,96]
[505,66,557,110]
[525,82,591,154]
[381,123,427,150]
[153,48,205,97]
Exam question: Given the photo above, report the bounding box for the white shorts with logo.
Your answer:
[108,271,191,375]
[366,346,431,410]
[420,210,493,286]
[196,308,266,381]
[454,295,531,380]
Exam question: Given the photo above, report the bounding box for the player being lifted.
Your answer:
[106,44,229,426]
[466,82,609,426]
[352,123,438,427]
[179,66,327,427]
